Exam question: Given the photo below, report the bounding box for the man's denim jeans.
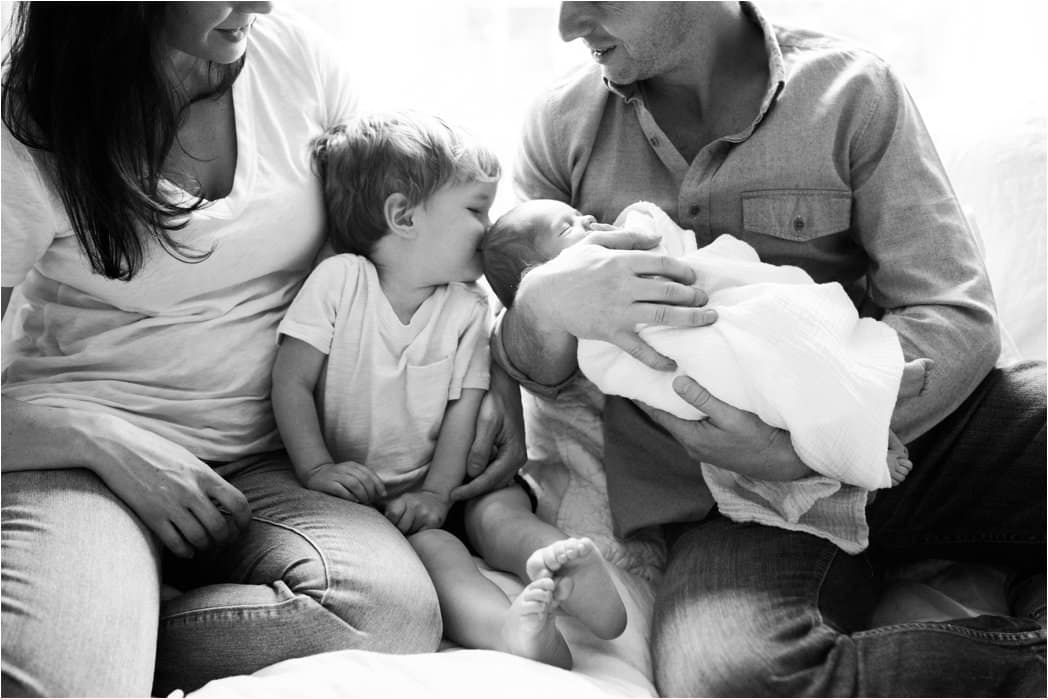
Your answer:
[1,451,442,697]
[652,361,1046,697]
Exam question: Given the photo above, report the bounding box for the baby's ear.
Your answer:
[384,193,417,238]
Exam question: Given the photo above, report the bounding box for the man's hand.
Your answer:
[514,228,716,373]
[300,460,387,504]
[452,363,526,502]
[639,375,814,481]
[384,490,450,535]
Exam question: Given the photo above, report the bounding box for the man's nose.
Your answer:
[558,2,592,42]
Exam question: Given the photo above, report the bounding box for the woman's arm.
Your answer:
[1,394,251,557]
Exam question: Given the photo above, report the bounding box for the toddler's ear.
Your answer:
[384,193,416,238]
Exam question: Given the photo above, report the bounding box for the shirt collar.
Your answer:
[604,1,787,117]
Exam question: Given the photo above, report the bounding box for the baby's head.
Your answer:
[311,112,500,258]
[482,199,596,308]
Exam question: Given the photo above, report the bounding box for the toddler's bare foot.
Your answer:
[500,577,571,669]
[525,537,627,639]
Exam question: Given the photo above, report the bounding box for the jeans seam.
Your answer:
[249,514,334,608]
[855,621,1046,644]
[160,592,303,623]
[877,530,1046,545]
[810,544,840,631]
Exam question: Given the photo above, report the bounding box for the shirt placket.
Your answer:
[633,102,728,247]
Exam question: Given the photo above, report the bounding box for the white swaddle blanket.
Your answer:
[576,203,905,552]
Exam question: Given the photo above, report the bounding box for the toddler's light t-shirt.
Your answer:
[277,254,491,495]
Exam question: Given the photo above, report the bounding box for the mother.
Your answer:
[0,3,522,696]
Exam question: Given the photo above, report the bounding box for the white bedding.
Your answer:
[183,561,657,698]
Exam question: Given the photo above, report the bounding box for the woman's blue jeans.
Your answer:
[652,361,1046,697]
[1,451,442,697]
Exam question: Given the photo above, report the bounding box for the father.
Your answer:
[493,2,1046,696]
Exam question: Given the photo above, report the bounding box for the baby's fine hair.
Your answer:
[311,112,500,257]
[481,206,548,309]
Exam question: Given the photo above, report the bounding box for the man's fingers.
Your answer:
[451,465,510,503]
[635,303,716,329]
[614,330,677,372]
[628,252,697,285]
[467,399,498,478]
[634,277,708,307]
[671,375,727,421]
[582,228,661,250]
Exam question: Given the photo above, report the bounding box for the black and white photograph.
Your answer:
[1,1,1045,696]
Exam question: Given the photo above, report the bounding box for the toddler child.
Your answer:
[483,199,923,552]
[271,114,626,669]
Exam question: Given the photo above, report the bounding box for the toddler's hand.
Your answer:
[385,491,450,535]
[300,461,386,504]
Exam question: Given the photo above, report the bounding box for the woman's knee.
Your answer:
[275,505,441,652]
[2,468,161,696]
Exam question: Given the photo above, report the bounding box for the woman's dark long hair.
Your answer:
[2,2,244,280]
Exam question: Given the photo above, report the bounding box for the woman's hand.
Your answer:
[639,375,815,481]
[452,363,526,502]
[87,413,252,558]
[514,228,716,373]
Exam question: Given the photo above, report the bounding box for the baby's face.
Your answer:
[522,200,596,260]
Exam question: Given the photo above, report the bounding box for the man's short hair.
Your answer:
[311,112,500,257]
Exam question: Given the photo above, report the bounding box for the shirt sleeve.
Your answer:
[279,8,360,128]
[449,289,492,398]
[490,309,579,399]
[849,63,1000,442]
[2,128,59,288]
[276,256,350,354]
[513,90,573,204]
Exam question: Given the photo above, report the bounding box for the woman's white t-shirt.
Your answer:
[1,10,358,460]
[277,255,492,496]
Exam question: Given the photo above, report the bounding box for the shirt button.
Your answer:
[649,136,660,147]
[793,215,806,232]
[689,205,701,216]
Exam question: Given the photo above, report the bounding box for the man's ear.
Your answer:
[384,193,417,239]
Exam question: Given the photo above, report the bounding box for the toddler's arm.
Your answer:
[272,336,385,502]
[385,388,485,534]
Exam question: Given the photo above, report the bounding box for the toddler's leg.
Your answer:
[409,528,571,669]
[887,431,913,486]
[465,486,627,640]
[526,537,627,639]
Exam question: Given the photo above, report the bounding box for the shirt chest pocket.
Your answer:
[404,355,456,440]
[741,189,851,241]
